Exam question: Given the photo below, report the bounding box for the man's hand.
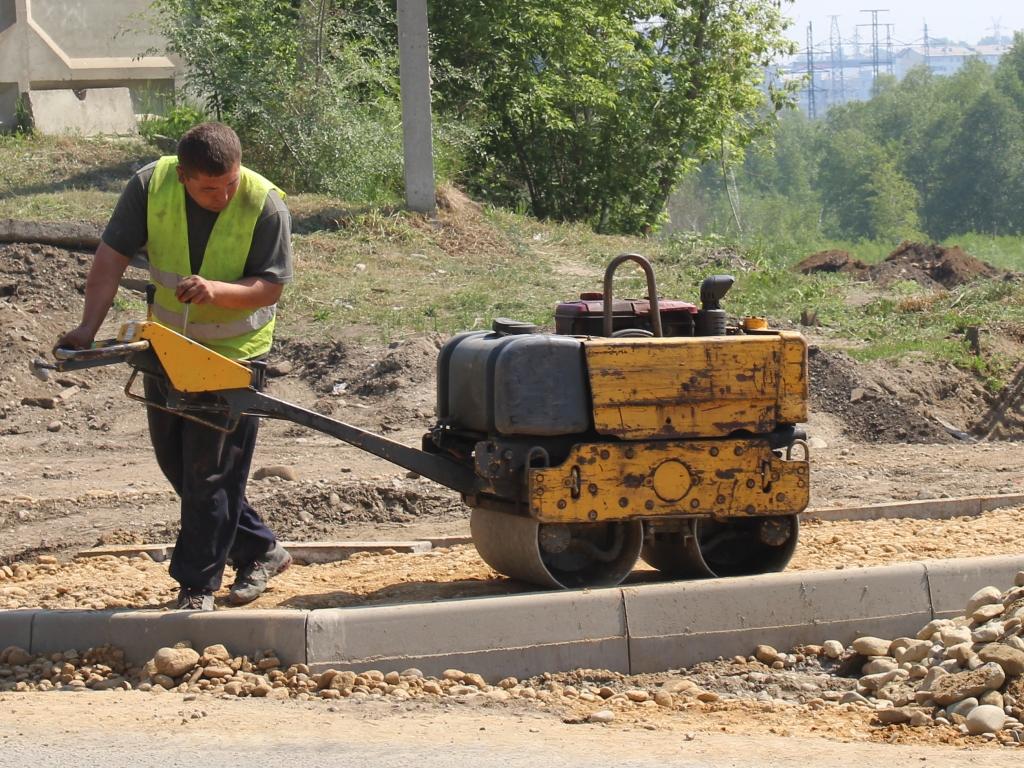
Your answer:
[176,275,217,305]
[57,325,95,351]
[175,275,283,310]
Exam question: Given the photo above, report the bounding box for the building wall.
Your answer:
[0,0,180,130]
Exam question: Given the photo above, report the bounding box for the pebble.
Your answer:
[946,698,978,718]
[972,623,1005,644]
[978,644,1024,676]
[154,647,199,678]
[754,644,780,664]
[965,586,1004,616]
[929,663,1006,705]
[852,637,891,657]
[822,640,844,659]
[588,710,615,724]
[252,465,297,482]
[862,658,898,675]
[966,704,1007,735]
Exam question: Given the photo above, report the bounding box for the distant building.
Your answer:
[786,41,1013,117]
[893,44,1010,79]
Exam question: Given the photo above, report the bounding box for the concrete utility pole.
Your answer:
[397,0,436,215]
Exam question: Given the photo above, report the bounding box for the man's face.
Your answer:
[177,163,241,213]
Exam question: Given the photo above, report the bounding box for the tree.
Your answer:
[150,0,406,200]
[865,159,922,242]
[928,88,1024,238]
[428,0,796,233]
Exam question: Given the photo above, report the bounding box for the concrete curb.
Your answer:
[805,493,1024,522]
[77,540,439,564]
[72,493,1024,566]
[3,554,1023,680]
[307,589,628,678]
[623,563,933,673]
[924,555,1024,619]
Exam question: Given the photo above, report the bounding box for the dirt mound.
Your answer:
[87,479,465,550]
[0,243,143,437]
[797,242,1006,290]
[795,250,868,276]
[972,365,1024,440]
[809,347,954,443]
[351,337,439,396]
[411,184,512,259]
[870,242,1003,289]
[274,335,439,432]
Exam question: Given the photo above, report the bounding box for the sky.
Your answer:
[785,0,1024,48]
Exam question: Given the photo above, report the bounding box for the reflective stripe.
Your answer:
[152,303,276,341]
[149,264,183,291]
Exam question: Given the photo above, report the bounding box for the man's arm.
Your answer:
[174,275,283,309]
[58,242,132,349]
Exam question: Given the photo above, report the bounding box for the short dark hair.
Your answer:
[177,122,242,176]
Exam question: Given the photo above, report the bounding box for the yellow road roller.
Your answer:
[47,254,809,590]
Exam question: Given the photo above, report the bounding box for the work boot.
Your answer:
[228,543,292,606]
[176,587,214,611]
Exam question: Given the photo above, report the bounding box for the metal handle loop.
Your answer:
[602,253,663,338]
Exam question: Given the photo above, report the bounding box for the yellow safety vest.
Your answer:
[146,155,283,360]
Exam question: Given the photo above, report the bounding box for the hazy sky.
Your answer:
[785,1,1024,47]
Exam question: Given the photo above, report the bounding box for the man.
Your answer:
[59,122,293,611]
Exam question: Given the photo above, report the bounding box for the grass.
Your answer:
[5,133,1024,387]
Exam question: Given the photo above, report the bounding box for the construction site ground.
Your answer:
[4,239,1024,757]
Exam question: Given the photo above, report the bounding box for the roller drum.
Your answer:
[471,508,643,589]
[641,515,799,579]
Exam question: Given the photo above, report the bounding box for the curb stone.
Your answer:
[4,554,1023,678]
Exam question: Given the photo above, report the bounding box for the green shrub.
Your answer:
[138,104,208,147]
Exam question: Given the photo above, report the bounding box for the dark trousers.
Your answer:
[144,375,276,591]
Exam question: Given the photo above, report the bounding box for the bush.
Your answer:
[138,104,208,148]
[150,0,410,201]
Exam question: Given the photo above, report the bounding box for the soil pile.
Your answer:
[796,242,1007,289]
[796,250,869,276]
[871,242,1004,289]
[0,242,144,438]
[419,185,512,259]
[809,347,954,443]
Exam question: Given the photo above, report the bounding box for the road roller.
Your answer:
[45,253,810,590]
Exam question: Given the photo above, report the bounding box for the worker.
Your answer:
[58,122,293,611]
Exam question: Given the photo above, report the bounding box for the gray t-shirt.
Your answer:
[101,160,293,283]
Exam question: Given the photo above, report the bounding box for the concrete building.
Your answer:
[894,45,984,79]
[0,0,179,131]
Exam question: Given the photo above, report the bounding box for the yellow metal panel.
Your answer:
[779,331,809,424]
[117,321,252,393]
[584,334,807,440]
[527,440,809,524]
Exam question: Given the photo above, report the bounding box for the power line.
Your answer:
[857,8,891,82]
[829,15,846,106]
[806,21,817,119]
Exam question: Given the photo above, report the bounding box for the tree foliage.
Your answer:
[150,0,406,200]
[428,0,796,233]
[693,32,1024,242]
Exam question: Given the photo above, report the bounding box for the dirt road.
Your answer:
[0,692,1012,768]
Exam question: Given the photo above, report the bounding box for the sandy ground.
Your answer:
[0,682,1019,767]
[2,506,1023,611]
[4,242,1024,755]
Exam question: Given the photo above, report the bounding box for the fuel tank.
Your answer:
[436,330,590,436]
